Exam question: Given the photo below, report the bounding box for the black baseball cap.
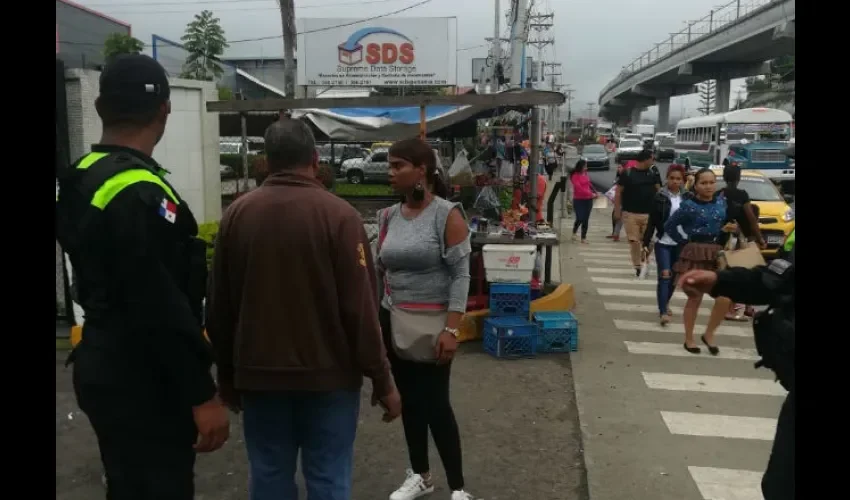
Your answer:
[99,54,170,114]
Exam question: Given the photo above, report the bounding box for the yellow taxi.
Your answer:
[709,167,795,258]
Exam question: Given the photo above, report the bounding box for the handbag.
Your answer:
[717,232,766,270]
[377,207,447,362]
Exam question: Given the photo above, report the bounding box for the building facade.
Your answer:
[56,0,131,69]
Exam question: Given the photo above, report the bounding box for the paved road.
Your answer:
[559,208,780,500]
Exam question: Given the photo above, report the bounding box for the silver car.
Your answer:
[340,148,390,184]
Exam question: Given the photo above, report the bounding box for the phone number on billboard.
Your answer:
[308,79,449,86]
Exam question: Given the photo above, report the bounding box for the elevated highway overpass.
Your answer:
[598,0,795,130]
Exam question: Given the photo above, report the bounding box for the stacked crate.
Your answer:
[533,311,579,353]
[483,282,538,359]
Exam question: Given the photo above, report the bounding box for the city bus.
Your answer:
[674,108,795,181]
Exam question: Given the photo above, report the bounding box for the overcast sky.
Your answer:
[79,0,750,122]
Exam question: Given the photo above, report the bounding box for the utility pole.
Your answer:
[491,0,501,87]
[508,0,530,88]
[543,62,561,133]
[586,102,597,119]
[278,0,297,98]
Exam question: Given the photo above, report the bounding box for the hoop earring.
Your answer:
[412,180,426,201]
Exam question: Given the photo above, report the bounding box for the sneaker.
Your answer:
[451,491,477,500]
[390,469,434,500]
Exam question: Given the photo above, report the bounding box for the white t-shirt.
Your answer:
[658,193,682,246]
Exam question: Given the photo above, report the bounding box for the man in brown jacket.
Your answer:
[206,119,401,500]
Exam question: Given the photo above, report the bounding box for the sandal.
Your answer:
[660,314,671,326]
[724,312,748,322]
[683,343,701,354]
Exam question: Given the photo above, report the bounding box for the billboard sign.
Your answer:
[471,57,539,83]
[296,18,457,87]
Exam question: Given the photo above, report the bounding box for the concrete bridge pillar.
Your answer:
[630,108,641,126]
[657,96,670,132]
[715,78,731,113]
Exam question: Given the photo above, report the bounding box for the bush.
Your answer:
[197,221,220,270]
[317,164,335,190]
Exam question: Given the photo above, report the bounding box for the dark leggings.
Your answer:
[572,198,593,239]
[379,307,465,490]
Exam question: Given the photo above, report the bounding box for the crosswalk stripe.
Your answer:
[584,258,650,266]
[660,411,777,440]
[642,372,786,396]
[578,252,631,258]
[587,267,640,275]
[624,341,757,360]
[592,277,657,286]
[597,288,715,303]
[604,302,712,315]
[614,319,751,337]
[687,466,765,500]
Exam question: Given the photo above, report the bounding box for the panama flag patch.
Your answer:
[159,198,177,223]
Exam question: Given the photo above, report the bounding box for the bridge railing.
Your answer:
[600,0,779,97]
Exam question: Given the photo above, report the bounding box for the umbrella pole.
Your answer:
[419,105,426,140]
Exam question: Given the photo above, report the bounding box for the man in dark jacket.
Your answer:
[680,243,795,500]
[56,54,230,499]
[206,119,401,500]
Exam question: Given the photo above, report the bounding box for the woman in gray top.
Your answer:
[376,139,475,500]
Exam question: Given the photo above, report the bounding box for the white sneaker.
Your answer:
[451,491,477,500]
[389,469,435,500]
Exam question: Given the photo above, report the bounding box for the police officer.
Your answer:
[679,243,795,500]
[56,54,230,499]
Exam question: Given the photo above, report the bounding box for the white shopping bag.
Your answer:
[604,184,617,202]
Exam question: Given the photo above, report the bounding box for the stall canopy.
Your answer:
[291,103,479,141]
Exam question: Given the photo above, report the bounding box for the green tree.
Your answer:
[180,10,229,81]
[103,33,145,61]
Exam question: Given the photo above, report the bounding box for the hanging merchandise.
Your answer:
[448,150,474,187]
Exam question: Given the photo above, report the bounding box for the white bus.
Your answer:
[674,108,795,181]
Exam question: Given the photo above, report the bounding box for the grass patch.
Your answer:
[333,183,394,197]
[56,338,72,350]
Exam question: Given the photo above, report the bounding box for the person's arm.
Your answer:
[335,211,393,398]
[710,262,792,306]
[205,214,235,387]
[742,202,765,245]
[108,184,216,407]
[442,207,472,327]
[613,176,625,217]
[642,199,658,249]
[663,201,691,245]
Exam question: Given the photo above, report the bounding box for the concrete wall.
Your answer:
[65,69,222,223]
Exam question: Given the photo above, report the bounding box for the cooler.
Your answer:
[482,244,537,283]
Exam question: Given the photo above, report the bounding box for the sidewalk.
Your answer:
[558,205,779,500]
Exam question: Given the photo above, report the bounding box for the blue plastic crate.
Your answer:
[482,316,538,359]
[489,282,531,318]
[533,311,579,353]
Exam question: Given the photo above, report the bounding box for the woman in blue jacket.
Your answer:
[663,168,727,355]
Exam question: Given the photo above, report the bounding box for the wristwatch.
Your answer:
[442,327,459,338]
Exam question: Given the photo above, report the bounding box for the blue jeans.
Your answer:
[242,389,361,500]
[654,242,682,315]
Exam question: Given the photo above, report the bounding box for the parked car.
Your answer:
[614,139,644,163]
[655,135,677,162]
[340,148,390,184]
[580,144,610,170]
[220,164,235,179]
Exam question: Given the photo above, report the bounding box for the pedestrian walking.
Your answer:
[544,142,558,180]
[716,163,767,321]
[376,138,477,500]
[55,54,230,499]
[641,163,687,325]
[663,168,730,354]
[679,239,794,500]
[613,149,662,276]
[205,119,401,500]
[569,159,596,244]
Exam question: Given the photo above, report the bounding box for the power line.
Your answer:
[59,0,433,47]
[95,0,406,14]
[82,0,397,7]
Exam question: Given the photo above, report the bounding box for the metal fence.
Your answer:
[601,0,779,97]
